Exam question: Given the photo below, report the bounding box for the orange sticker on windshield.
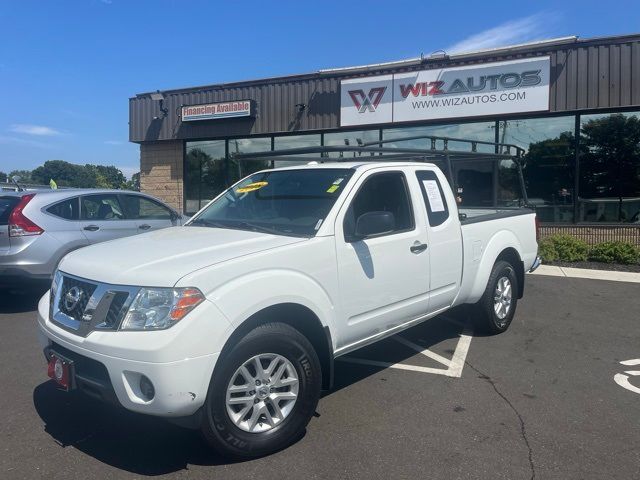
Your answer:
[236,181,268,193]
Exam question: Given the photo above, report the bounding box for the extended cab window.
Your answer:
[122,195,172,220]
[344,171,414,239]
[46,197,79,220]
[416,170,450,227]
[81,194,125,220]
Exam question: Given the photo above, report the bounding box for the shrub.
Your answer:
[589,241,640,264]
[538,234,589,262]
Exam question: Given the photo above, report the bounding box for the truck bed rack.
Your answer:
[231,135,529,204]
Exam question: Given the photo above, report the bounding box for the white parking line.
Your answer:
[338,324,473,378]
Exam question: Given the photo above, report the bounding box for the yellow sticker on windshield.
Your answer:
[326,185,340,193]
[236,181,268,193]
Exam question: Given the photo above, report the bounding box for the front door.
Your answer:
[334,170,430,350]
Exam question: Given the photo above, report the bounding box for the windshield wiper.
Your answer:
[235,221,307,238]
[188,218,228,228]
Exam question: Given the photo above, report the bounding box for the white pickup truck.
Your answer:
[37,159,539,457]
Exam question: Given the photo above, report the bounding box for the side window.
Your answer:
[416,170,450,227]
[46,197,79,220]
[122,195,172,220]
[81,194,125,220]
[344,171,414,239]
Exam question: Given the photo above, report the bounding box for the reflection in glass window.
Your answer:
[185,140,226,215]
[323,130,379,158]
[228,137,272,185]
[453,160,494,207]
[383,122,496,153]
[578,112,640,223]
[273,134,322,168]
[500,117,575,222]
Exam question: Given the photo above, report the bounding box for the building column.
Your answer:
[139,141,184,213]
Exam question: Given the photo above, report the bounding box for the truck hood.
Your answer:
[57,226,307,287]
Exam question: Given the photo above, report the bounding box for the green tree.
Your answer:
[124,172,140,191]
[31,160,96,188]
[8,169,33,184]
[85,164,127,189]
[0,171,6,182]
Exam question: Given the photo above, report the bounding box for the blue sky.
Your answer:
[1,0,639,178]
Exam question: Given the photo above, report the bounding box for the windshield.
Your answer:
[189,168,354,237]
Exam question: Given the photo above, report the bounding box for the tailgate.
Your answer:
[0,196,19,253]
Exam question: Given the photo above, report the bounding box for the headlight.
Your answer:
[120,287,205,331]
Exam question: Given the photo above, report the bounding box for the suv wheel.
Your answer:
[201,322,321,458]
[474,260,519,335]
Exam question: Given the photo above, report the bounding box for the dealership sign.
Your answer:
[181,100,253,122]
[340,57,550,126]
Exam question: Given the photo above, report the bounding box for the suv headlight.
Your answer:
[120,287,205,330]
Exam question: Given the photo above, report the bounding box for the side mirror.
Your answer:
[353,211,395,240]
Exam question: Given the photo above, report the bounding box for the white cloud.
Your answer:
[100,0,113,4]
[0,135,50,148]
[446,13,555,54]
[104,140,124,145]
[9,124,63,136]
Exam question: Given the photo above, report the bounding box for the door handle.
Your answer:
[139,224,152,230]
[83,225,100,232]
[410,241,428,254]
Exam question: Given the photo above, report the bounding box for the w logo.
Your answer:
[348,87,387,113]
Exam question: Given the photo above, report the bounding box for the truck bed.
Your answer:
[458,207,534,225]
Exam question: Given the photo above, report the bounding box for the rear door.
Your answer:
[119,194,177,233]
[80,193,138,244]
[415,168,463,311]
[0,196,20,253]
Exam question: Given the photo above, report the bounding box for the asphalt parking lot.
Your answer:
[1,275,639,480]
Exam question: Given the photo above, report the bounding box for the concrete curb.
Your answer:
[529,264,640,283]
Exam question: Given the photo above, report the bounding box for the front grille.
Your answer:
[58,277,97,322]
[103,292,129,329]
[51,272,139,336]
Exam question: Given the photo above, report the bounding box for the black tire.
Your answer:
[201,322,322,458]
[473,260,518,335]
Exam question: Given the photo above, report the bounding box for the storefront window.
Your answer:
[578,112,640,223]
[228,137,272,185]
[323,130,379,158]
[185,140,226,215]
[500,116,576,222]
[383,122,496,153]
[273,134,322,168]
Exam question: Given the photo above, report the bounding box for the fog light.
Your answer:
[139,375,155,400]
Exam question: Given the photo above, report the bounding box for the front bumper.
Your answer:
[37,291,229,417]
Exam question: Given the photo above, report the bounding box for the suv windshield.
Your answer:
[189,168,354,237]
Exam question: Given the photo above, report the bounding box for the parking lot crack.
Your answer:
[465,361,536,480]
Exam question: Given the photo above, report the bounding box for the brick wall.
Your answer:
[139,141,184,212]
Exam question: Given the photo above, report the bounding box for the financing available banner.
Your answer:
[340,57,550,126]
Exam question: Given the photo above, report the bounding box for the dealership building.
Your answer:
[129,33,640,243]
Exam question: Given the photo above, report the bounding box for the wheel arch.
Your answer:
[217,303,334,391]
[495,247,525,299]
[467,231,525,303]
